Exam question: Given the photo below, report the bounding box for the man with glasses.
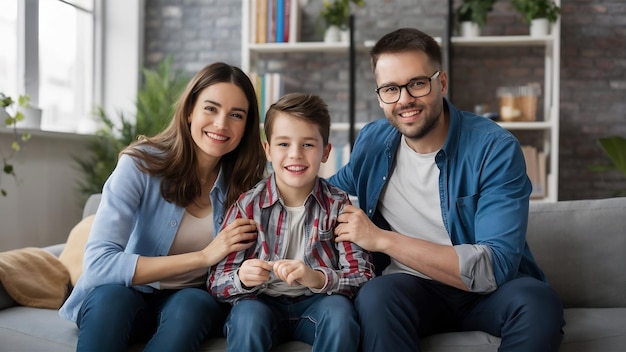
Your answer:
[329,28,564,351]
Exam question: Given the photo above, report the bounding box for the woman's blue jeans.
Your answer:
[76,284,229,352]
[224,294,359,352]
[355,273,565,352]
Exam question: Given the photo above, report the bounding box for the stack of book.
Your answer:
[522,145,547,199]
[250,72,299,122]
[249,0,302,44]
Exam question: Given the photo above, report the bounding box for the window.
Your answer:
[0,0,97,133]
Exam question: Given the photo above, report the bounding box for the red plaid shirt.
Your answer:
[209,174,374,304]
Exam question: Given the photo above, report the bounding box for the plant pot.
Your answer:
[16,106,42,129]
[0,108,8,124]
[460,21,480,37]
[340,28,350,43]
[530,18,550,36]
[324,25,341,43]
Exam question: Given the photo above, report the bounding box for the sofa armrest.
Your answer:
[83,193,102,219]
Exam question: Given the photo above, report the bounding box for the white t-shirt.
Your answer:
[378,136,451,279]
[263,204,310,297]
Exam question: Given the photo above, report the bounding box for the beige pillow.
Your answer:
[59,215,95,286]
[0,247,70,309]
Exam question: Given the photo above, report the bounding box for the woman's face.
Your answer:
[187,82,249,162]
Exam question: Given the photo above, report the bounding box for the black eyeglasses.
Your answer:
[375,71,440,104]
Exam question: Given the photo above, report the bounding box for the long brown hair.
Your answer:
[122,62,266,208]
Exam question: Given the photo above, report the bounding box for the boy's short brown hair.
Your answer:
[264,93,331,146]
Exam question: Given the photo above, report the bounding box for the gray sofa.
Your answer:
[1,195,625,351]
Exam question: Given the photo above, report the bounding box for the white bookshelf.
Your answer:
[241,0,363,149]
[450,2,561,202]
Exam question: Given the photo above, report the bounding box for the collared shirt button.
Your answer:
[368,209,373,214]
[382,176,386,181]
[218,216,224,225]
[170,220,177,227]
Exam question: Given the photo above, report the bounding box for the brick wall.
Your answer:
[143,0,626,200]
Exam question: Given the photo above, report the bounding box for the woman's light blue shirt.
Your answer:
[59,151,229,322]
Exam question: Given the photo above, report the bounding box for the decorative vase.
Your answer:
[324,25,341,43]
[0,107,8,122]
[16,106,42,129]
[340,28,350,43]
[460,21,480,37]
[530,18,550,37]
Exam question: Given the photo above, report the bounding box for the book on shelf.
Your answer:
[318,143,351,178]
[250,0,301,44]
[256,0,267,43]
[266,0,274,43]
[521,145,546,199]
[250,72,299,122]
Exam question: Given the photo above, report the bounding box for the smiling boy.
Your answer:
[210,93,373,352]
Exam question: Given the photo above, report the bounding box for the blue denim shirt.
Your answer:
[329,99,546,290]
[59,150,229,322]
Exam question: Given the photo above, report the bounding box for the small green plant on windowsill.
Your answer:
[1,93,32,197]
[320,0,364,29]
[456,0,497,28]
[73,56,189,204]
[512,0,560,23]
[588,136,626,197]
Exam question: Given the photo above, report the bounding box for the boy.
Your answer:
[210,93,373,352]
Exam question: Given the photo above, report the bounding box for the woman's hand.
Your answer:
[202,218,257,266]
[238,259,273,288]
[272,259,325,290]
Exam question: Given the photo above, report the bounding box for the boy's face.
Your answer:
[264,113,331,205]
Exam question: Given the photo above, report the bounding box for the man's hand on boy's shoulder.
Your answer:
[335,204,386,252]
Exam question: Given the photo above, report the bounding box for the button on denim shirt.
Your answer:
[329,99,546,291]
[59,151,229,322]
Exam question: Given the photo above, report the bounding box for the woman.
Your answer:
[59,62,267,351]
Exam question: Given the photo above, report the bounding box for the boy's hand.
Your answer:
[272,259,325,289]
[239,259,273,288]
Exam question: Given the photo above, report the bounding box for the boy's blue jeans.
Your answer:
[76,284,229,352]
[225,293,359,352]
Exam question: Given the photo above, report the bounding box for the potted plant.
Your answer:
[588,136,626,197]
[320,0,364,42]
[1,93,32,196]
[456,0,497,37]
[512,0,560,36]
[73,57,189,203]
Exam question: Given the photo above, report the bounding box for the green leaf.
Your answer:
[73,55,189,202]
[3,163,13,175]
[598,136,626,175]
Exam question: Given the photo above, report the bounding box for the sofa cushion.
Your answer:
[0,247,70,309]
[560,308,626,351]
[527,197,626,308]
[59,215,94,286]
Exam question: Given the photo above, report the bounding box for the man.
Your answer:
[329,28,564,351]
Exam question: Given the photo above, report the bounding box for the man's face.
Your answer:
[374,51,448,143]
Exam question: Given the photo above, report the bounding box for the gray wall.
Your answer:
[143,0,626,201]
